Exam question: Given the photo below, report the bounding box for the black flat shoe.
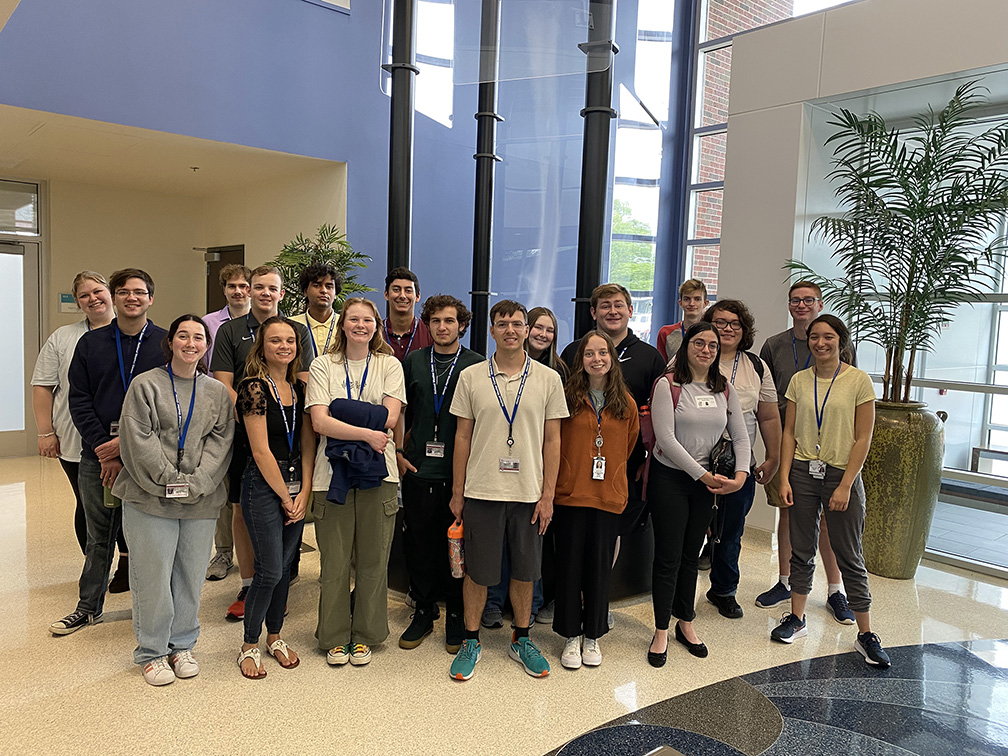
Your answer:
[647,633,667,668]
[675,622,708,658]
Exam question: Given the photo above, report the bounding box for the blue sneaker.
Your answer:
[509,633,550,677]
[449,638,481,681]
[755,581,791,609]
[855,631,891,669]
[827,591,856,625]
[770,613,807,644]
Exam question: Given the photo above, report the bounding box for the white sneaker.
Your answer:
[561,636,582,669]
[168,649,199,679]
[142,657,175,686]
[582,637,602,666]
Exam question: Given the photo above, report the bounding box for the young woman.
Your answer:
[646,321,749,665]
[773,314,890,668]
[307,298,405,667]
[553,332,638,669]
[525,307,569,380]
[114,315,235,686]
[235,317,316,679]
[32,271,116,555]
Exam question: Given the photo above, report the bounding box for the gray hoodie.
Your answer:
[113,366,234,519]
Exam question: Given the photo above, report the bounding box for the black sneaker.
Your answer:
[50,609,101,636]
[706,589,743,619]
[399,606,434,649]
[770,613,807,643]
[445,610,464,654]
[855,632,891,668]
[107,556,130,594]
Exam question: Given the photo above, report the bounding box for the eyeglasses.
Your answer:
[691,339,718,352]
[712,318,742,331]
[789,296,820,306]
[115,289,150,298]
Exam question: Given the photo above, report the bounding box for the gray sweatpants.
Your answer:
[787,460,872,613]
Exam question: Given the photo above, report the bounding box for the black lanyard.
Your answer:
[115,321,149,393]
[589,393,605,456]
[489,356,530,448]
[813,364,842,455]
[166,364,196,471]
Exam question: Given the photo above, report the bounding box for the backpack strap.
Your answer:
[670,382,681,409]
[744,350,764,380]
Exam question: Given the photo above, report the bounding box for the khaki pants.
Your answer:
[313,483,398,649]
[213,500,233,553]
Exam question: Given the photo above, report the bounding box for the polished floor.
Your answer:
[2,455,1007,756]
[928,499,1008,569]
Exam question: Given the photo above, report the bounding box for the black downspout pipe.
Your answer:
[572,0,619,340]
[384,0,419,272]
[470,0,503,357]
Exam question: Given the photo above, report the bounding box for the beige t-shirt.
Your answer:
[785,365,875,469]
[717,351,777,464]
[450,355,569,503]
[306,351,406,491]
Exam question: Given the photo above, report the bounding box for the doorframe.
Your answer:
[0,239,41,457]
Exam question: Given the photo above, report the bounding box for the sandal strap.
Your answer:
[237,647,262,666]
[268,638,293,661]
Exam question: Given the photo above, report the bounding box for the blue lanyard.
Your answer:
[386,317,417,355]
[792,333,812,371]
[680,322,686,338]
[813,363,842,454]
[489,356,530,448]
[266,376,297,456]
[115,321,149,393]
[344,352,372,400]
[166,364,197,471]
[431,347,462,418]
[305,313,336,359]
[730,352,741,383]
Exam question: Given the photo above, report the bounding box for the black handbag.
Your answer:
[709,435,735,478]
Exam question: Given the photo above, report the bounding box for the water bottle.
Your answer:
[447,519,465,578]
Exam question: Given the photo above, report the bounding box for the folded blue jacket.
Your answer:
[325,398,390,504]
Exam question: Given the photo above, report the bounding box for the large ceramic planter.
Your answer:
[861,400,945,579]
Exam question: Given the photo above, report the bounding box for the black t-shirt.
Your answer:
[210,313,314,382]
[236,377,306,462]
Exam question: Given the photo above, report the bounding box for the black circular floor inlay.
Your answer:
[556,723,748,756]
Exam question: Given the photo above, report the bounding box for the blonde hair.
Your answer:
[72,270,109,297]
[327,298,394,357]
[244,317,303,383]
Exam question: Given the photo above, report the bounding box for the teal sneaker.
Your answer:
[449,638,481,681]
[509,633,550,677]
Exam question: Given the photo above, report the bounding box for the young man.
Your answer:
[384,267,432,362]
[396,295,483,653]
[655,278,709,363]
[203,263,251,581]
[294,261,342,364]
[209,265,313,620]
[756,280,856,624]
[52,268,168,635]
[202,263,252,369]
[448,301,568,680]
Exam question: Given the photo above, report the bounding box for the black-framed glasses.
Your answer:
[712,318,742,331]
[789,296,820,306]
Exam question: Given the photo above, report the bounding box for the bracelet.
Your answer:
[38,432,56,438]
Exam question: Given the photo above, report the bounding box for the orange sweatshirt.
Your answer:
[555,392,640,513]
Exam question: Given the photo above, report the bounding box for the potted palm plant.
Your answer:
[789,80,1008,579]
[268,223,373,316]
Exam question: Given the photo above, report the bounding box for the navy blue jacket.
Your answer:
[325,398,389,504]
[68,319,169,460]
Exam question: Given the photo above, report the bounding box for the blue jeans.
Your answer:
[76,457,121,616]
[121,502,216,664]
[240,462,305,644]
[485,541,544,617]
[709,473,756,597]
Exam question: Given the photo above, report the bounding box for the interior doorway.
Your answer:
[205,245,245,313]
[0,240,40,457]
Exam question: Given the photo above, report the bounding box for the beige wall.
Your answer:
[720,0,1008,533]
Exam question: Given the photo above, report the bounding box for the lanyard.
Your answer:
[115,321,149,393]
[344,352,372,400]
[431,347,462,437]
[792,333,812,371]
[305,313,336,359]
[166,364,197,471]
[680,322,686,338]
[813,364,842,454]
[266,376,297,456]
[246,313,259,341]
[589,393,605,455]
[489,356,530,448]
[730,352,741,383]
[386,317,417,355]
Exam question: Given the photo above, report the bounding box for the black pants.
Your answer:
[649,463,715,629]
[401,474,462,612]
[552,504,621,640]
[59,458,127,556]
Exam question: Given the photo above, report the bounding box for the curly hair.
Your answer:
[703,298,756,352]
[421,294,472,337]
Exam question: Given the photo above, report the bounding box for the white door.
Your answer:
[0,240,40,457]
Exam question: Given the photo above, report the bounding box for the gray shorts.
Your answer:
[463,498,542,586]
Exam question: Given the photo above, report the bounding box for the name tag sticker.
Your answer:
[426,441,446,458]
[110,421,120,437]
[166,482,190,499]
[808,460,826,479]
[695,395,715,408]
[499,457,520,473]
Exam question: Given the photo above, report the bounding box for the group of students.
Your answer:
[32,263,890,688]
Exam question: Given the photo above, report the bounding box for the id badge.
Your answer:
[808,460,826,480]
[499,457,520,473]
[284,460,302,495]
[109,421,120,437]
[426,441,446,458]
[166,482,190,498]
[592,456,606,481]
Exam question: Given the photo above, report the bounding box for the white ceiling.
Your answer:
[0,104,336,196]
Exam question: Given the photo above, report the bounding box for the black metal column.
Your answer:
[470,0,503,356]
[573,0,619,340]
[385,0,419,272]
